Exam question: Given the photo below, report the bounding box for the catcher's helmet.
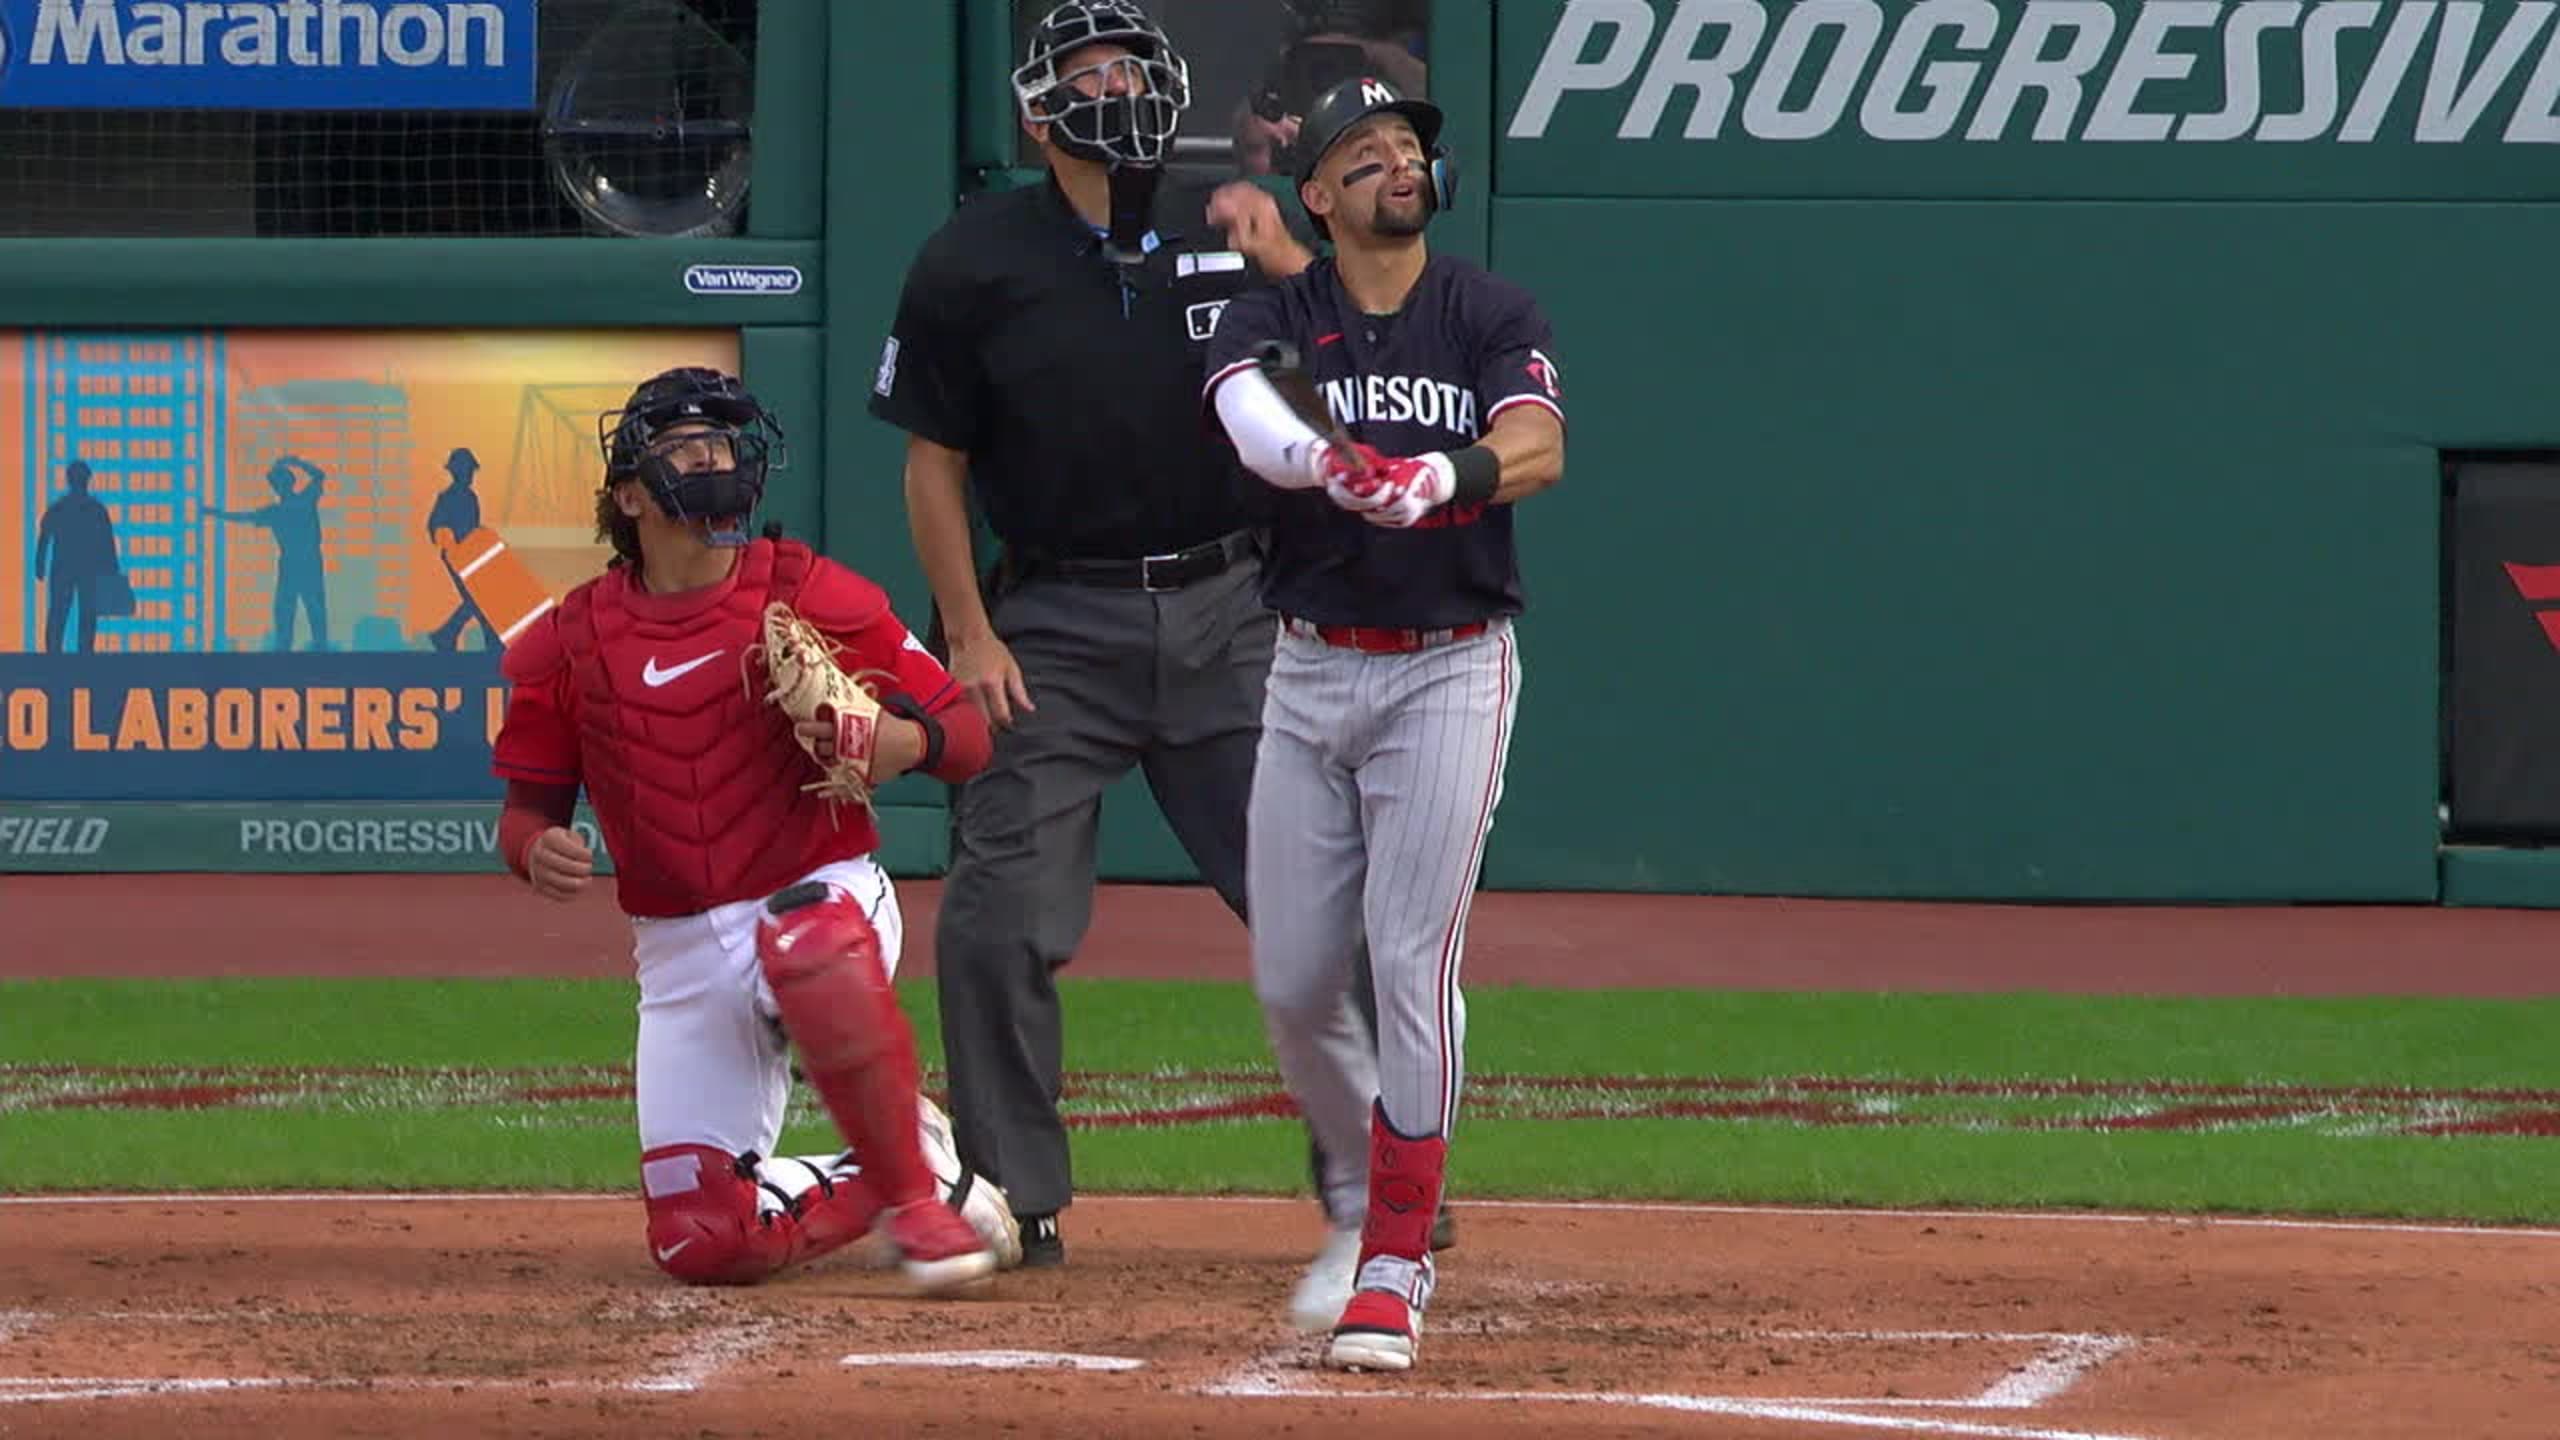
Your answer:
[597,367,788,548]
[1291,75,1454,239]
[1013,0,1191,167]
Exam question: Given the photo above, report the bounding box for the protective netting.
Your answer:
[0,0,758,239]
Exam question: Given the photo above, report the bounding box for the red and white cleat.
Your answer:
[881,1198,997,1296]
[1327,1290,1420,1372]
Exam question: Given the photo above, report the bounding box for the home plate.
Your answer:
[841,1350,1147,1373]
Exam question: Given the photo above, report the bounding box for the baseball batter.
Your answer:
[1202,78,1566,1371]
[490,366,1019,1292]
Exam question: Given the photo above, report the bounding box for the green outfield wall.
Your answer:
[5,1,2555,906]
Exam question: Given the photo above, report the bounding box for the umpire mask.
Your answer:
[598,368,789,549]
[1014,1,1190,167]
[1015,1,1191,262]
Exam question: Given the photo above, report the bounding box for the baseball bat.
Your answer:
[1250,339,1375,485]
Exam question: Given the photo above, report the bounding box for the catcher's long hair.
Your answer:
[596,485,787,571]
[595,483,642,568]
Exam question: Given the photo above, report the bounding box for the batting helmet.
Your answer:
[1013,1,1192,168]
[1291,75,1454,239]
[596,367,788,549]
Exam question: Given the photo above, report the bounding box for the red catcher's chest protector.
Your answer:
[558,539,825,911]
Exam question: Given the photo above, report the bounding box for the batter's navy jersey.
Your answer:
[1203,254,1565,630]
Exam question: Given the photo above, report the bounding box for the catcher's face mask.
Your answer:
[599,369,788,549]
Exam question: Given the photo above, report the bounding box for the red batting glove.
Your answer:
[1316,439,1393,509]
[1354,453,1457,529]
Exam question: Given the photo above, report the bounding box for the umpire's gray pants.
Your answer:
[935,555,1275,1219]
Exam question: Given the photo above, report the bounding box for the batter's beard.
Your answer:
[1371,194,1431,237]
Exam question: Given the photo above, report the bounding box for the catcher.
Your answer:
[489,365,1017,1292]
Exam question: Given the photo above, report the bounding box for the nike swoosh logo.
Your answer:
[642,652,723,687]
[655,1238,693,1262]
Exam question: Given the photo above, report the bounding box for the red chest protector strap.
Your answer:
[559,539,821,677]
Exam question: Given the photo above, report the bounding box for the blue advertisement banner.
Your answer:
[3,326,745,802]
[0,0,540,111]
[0,652,508,800]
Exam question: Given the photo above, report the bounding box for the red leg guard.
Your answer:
[1360,1100,1449,1264]
[639,1145,888,1286]
[754,882,936,1210]
[639,1144,805,1285]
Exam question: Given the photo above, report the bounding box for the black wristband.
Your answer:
[1447,445,1500,507]
[883,695,946,773]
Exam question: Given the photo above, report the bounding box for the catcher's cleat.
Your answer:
[881,1198,999,1296]
[915,1097,1023,1269]
[1327,1290,1420,1372]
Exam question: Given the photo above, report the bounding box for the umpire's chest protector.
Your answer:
[559,539,828,907]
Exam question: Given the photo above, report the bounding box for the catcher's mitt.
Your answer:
[750,601,892,812]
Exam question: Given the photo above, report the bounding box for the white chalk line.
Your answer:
[841,1350,1147,1372]
[0,1324,2138,1427]
[0,1295,775,1405]
[2,1191,2551,1242]
[1200,1379,2153,1440]
[1246,1389,2154,1440]
[627,1293,780,1394]
[1197,1327,2149,1439]
[1973,1336,2136,1409]
[1735,1331,2141,1410]
[0,1378,301,1405]
[3,1310,272,1325]
[0,1376,644,1407]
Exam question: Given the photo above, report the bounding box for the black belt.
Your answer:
[1016,530,1256,592]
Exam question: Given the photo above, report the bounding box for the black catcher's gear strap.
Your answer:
[882,693,947,774]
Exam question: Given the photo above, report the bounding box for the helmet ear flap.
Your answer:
[1425,147,1457,214]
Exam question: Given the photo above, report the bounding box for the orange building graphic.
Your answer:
[7,329,742,655]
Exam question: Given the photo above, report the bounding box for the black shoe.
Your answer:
[1019,1212,1065,1268]
[1432,1204,1458,1252]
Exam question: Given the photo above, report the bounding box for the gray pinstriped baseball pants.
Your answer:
[1248,618,1521,1232]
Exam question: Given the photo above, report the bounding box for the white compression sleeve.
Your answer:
[1210,363,1329,491]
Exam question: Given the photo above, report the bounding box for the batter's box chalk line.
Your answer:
[630,1311,787,1394]
[0,1378,305,1405]
[1199,1328,2149,1440]
[840,1350,1148,1372]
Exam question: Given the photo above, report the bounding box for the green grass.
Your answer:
[9,978,2560,1223]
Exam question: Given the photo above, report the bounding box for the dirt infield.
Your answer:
[3,1195,2555,1440]
[9,875,2560,1437]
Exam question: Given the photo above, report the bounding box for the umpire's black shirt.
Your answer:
[868,172,1279,560]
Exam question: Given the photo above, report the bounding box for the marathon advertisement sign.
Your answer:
[0,0,539,110]
[1502,0,2560,198]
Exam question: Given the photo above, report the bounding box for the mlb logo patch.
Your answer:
[1186,301,1228,341]
[874,337,901,397]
